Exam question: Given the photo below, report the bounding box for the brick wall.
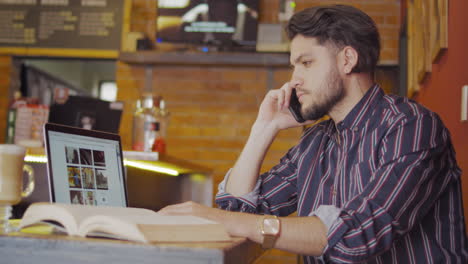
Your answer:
[0,56,12,144]
[120,1,401,263]
[117,64,303,182]
[293,0,401,63]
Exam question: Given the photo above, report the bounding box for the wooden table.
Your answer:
[0,232,264,264]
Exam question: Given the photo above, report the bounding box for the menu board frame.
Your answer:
[0,0,131,59]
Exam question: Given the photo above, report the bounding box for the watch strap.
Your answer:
[262,234,277,249]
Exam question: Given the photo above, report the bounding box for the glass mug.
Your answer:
[0,144,34,233]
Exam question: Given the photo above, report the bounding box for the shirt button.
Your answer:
[353,127,358,132]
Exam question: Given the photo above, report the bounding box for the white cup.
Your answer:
[0,144,34,233]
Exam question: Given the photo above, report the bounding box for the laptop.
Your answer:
[43,123,127,207]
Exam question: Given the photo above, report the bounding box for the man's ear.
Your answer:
[341,46,358,74]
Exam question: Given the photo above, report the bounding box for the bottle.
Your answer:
[132,94,168,152]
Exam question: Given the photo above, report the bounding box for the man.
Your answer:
[160,5,468,263]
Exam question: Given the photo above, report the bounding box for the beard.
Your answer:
[301,65,345,121]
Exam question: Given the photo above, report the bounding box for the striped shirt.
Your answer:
[216,85,468,263]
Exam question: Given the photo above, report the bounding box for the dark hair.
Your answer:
[286,5,380,74]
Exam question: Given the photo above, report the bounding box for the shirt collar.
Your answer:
[334,84,384,132]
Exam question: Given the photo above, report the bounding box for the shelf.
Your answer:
[125,154,213,176]
[25,150,212,177]
[119,51,290,68]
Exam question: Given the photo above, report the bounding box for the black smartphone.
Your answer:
[288,89,306,123]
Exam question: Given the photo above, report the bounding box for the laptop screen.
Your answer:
[44,123,127,207]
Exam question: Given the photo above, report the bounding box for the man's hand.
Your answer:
[159,201,219,219]
[256,82,314,132]
[158,201,252,238]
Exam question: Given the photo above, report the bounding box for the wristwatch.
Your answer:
[260,215,281,249]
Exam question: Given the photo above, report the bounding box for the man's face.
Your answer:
[289,35,345,121]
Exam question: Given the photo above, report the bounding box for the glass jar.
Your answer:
[132,95,169,153]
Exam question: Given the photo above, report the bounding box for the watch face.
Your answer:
[264,218,280,235]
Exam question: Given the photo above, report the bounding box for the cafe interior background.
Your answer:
[0,0,466,263]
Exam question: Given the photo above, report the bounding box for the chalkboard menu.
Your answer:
[0,0,128,57]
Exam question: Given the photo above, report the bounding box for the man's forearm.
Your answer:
[226,121,278,196]
[217,210,328,256]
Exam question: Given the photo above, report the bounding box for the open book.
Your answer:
[19,202,231,243]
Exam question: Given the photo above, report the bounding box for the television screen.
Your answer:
[157,0,259,48]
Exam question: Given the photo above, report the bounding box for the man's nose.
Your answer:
[290,77,304,89]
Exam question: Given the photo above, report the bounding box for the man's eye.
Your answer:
[302,61,312,67]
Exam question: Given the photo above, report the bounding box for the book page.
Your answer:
[19,203,80,235]
[79,212,221,241]
[20,203,157,236]
[79,215,147,242]
[56,203,158,227]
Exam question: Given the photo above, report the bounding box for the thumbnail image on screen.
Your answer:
[63,144,112,205]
